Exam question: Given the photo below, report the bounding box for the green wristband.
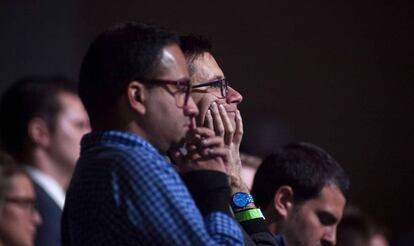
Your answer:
[234,208,264,222]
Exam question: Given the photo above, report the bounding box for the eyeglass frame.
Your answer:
[192,78,229,98]
[2,197,38,213]
[137,78,192,107]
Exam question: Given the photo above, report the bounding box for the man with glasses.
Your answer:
[0,152,42,246]
[179,35,279,245]
[62,22,244,245]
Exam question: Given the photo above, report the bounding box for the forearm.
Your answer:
[181,170,233,216]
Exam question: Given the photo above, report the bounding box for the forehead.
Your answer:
[301,184,346,219]
[190,52,224,85]
[157,44,189,80]
[58,92,82,109]
[7,174,35,197]
[57,92,88,119]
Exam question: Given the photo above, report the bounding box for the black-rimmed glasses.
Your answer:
[139,78,192,107]
[192,79,229,98]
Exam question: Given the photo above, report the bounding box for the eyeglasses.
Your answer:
[192,79,229,98]
[139,78,192,107]
[3,197,38,213]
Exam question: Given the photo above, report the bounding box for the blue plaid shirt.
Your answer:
[62,131,243,246]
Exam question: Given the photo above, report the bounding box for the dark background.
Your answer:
[1,0,413,241]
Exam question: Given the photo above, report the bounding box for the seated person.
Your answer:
[0,75,90,246]
[252,142,350,246]
[179,34,277,245]
[62,22,244,245]
[0,152,42,246]
[337,206,389,246]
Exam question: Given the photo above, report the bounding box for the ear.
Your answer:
[27,118,51,147]
[127,80,147,115]
[273,185,295,220]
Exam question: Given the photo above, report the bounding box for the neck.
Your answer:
[24,149,71,190]
[92,115,167,154]
[263,205,285,235]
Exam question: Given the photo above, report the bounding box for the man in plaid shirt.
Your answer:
[62,22,243,245]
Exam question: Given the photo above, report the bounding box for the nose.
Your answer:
[226,86,243,104]
[184,96,199,118]
[32,209,42,225]
[322,227,336,246]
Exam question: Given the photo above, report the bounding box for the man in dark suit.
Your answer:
[0,75,90,246]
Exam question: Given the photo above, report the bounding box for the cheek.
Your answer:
[55,121,83,144]
[194,95,216,124]
[302,214,326,241]
[0,207,24,229]
[291,211,324,242]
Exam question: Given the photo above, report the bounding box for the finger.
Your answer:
[203,109,214,130]
[218,104,234,145]
[199,136,224,148]
[201,148,230,163]
[186,144,198,153]
[210,102,225,137]
[185,130,202,145]
[190,116,196,130]
[168,149,183,166]
[190,127,216,138]
[233,110,243,146]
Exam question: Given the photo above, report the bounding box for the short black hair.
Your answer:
[0,75,77,159]
[78,22,179,123]
[179,35,212,60]
[179,35,212,74]
[252,142,350,208]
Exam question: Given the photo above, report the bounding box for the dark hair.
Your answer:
[179,35,213,75]
[0,151,30,201]
[78,22,179,122]
[0,75,77,159]
[252,142,350,208]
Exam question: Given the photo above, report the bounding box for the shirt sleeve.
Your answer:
[183,170,279,246]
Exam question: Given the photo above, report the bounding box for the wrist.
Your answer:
[231,192,256,211]
[230,176,250,194]
[234,208,265,222]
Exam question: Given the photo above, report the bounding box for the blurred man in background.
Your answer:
[0,75,90,246]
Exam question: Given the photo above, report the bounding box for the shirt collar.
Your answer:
[274,234,287,246]
[81,131,158,153]
[26,166,66,209]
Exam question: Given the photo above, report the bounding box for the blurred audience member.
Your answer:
[252,142,350,246]
[240,113,293,191]
[0,152,42,246]
[0,75,90,246]
[240,153,262,190]
[394,228,414,246]
[337,206,389,246]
